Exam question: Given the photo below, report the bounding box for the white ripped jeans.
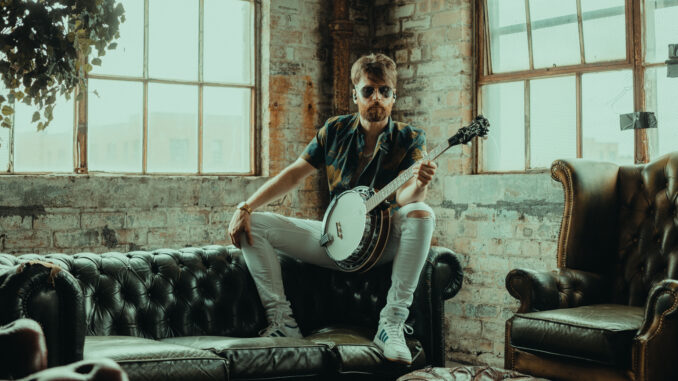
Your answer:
[240,201,436,324]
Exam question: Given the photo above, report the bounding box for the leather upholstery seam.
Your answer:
[513,314,637,333]
[641,289,678,381]
[552,162,574,269]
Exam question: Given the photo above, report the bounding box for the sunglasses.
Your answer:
[357,86,394,99]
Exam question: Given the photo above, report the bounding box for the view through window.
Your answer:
[1,0,255,174]
[479,0,678,172]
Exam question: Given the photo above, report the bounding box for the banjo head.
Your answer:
[322,189,367,261]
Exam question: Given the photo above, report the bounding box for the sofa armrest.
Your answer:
[551,159,620,271]
[411,246,463,367]
[506,268,604,313]
[0,259,86,367]
[632,279,678,381]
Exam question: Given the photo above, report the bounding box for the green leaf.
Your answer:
[91,57,102,66]
[108,42,117,50]
[0,95,5,103]
[32,111,40,122]
[1,105,13,116]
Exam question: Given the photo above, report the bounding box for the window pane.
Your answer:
[88,79,143,172]
[530,76,576,168]
[582,70,634,164]
[0,123,8,172]
[204,0,253,84]
[91,0,144,77]
[149,0,198,80]
[487,0,530,73]
[148,83,198,173]
[203,87,251,173]
[481,82,525,171]
[14,98,74,172]
[581,0,626,62]
[645,0,678,63]
[645,67,678,159]
[529,0,581,68]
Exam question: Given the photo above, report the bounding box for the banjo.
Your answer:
[319,115,490,273]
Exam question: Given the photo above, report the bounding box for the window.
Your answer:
[1,0,256,175]
[478,0,678,172]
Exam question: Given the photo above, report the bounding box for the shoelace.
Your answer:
[383,321,414,344]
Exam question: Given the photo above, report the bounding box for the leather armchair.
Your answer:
[505,152,678,381]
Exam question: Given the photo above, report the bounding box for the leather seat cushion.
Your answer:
[84,336,228,381]
[161,336,327,379]
[306,326,426,375]
[510,304,643,366]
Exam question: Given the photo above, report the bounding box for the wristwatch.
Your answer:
[237,201,253,214]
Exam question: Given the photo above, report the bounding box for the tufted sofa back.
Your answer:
[9,245,451,340]
[19,246,262,338]
[613,152,678,306]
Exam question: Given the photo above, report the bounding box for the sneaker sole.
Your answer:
[374,339,412,365]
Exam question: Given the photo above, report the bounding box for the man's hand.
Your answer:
[414,160,437,188]
[228,209,253,249]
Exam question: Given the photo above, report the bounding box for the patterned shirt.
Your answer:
[301,113,427,204]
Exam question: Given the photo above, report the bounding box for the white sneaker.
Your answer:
[259,316,303,338]
[373,319,414,364]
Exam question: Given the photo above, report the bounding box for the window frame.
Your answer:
[1,0,259,176]
[475,0,667,173]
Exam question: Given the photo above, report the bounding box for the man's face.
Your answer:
[353,75,395,123]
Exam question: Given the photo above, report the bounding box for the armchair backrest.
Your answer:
[614,152,678,306]
[552,151,678,307]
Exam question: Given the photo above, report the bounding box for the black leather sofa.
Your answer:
[0,245,462,381]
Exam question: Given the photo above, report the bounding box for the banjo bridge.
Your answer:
[335,222,343,239]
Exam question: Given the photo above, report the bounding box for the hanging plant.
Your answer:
[0,0,124,134]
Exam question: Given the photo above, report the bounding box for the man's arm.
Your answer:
[228,158,317,248]
[395,160,437,206]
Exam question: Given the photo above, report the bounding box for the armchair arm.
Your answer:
[0,260,86,367]
[632,279,678,381]
[0,318,47,379]
[506,268,605,313]
[551,159,620,271]
[411,246,463,367]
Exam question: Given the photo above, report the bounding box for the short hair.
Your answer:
[350,53,397,87]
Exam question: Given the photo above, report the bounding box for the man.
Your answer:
[228,53,437,365]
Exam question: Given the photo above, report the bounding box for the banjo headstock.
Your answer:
[448,115,490,146]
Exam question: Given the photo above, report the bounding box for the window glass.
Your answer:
[580,0,626,62]
[91,0,144,77]
[204,0,253,84]
[203,86,251,173]
[481,82,525,171]
[582,70,634,164]
[645,67,678,159]
[13,97,74,172]
[529,76,577,168]
[645,1,678,63]
[487,0,530,73]
[88,79,143,172]
[149,0,199,80]
[529,0,581,68]
[147,83,198,173]
[0,123,8,172]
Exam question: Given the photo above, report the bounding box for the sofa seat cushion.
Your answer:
[511,304,643,366]
[306,326,425,376]
[84,336,228,381]
[161,336,327,380]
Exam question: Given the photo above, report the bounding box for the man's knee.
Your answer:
[406,210,431,218]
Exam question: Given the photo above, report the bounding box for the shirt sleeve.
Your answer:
[300,124,327,169]
[398,130,427,173]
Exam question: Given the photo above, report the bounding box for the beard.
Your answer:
[362,104,388,122]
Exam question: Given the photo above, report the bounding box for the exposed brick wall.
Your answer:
[0,1,333,253]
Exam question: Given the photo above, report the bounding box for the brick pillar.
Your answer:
[329,0,353,116]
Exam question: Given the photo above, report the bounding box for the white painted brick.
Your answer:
[403,16,431,31]
[395,4,415,18]
[33,213,80,230]
[126,211,167,228]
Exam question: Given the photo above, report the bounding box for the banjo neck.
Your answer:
[363,140,451,213]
